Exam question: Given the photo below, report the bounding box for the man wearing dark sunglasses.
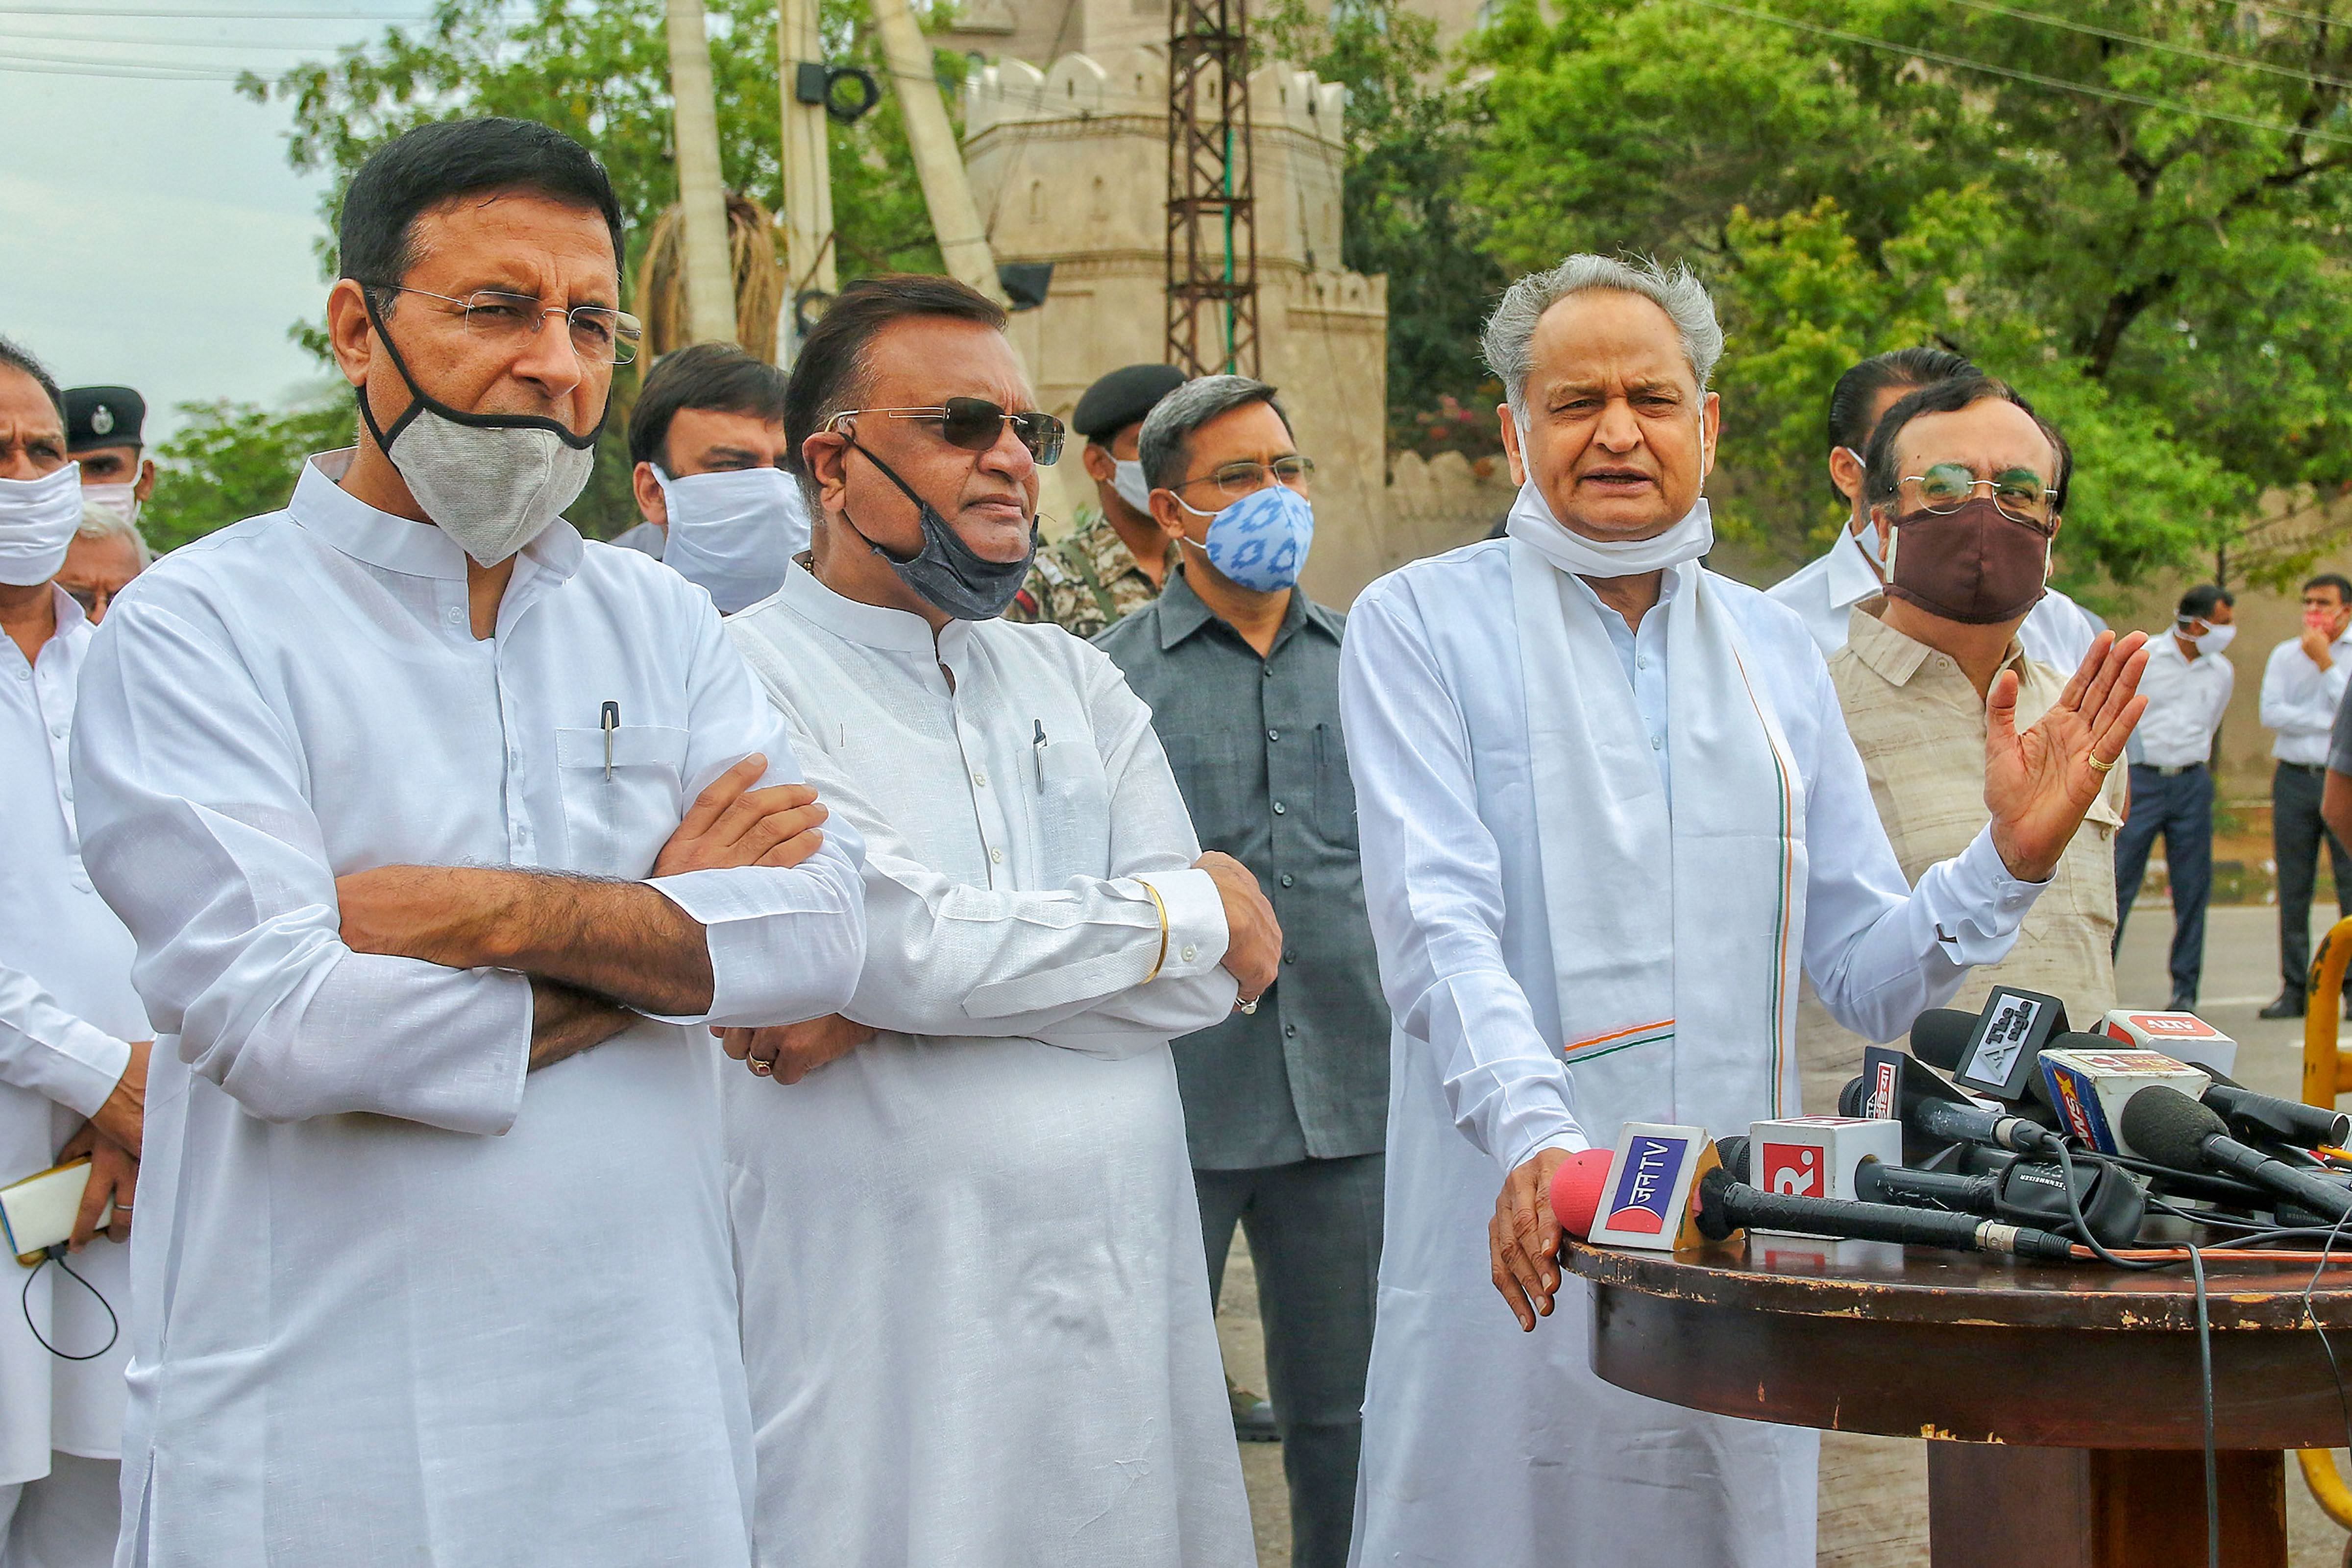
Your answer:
[722,275,1274,1565]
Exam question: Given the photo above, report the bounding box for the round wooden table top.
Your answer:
[1563,1235,2352,1448]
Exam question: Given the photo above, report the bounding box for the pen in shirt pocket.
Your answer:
[1032,719,1047,790]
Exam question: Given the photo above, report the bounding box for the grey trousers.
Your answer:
[2273,761,2352,995]
[1196,1153,1383,1568]
[0,1454,121,1568]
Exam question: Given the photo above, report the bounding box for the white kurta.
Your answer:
[69,453,868,1568]
[0,586,141,1486]
[1339,539,2044,1568]
[724,563,1256,1568]
[1765,525,2101,670]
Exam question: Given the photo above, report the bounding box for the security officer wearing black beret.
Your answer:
[64,386,154,523]
[1006,362,1184,637]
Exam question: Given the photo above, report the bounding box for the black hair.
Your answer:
[1825,347,1977,501]
[2306,574,2352,604]
[1863,373,2073,516]
[1136,375,1293,492]
[627,343,790,469]
[2178,584,2234,621]
[0,334,65,424]
[337,118,626,304]
[782,274,1007,505]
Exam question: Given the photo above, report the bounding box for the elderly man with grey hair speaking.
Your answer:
[1337,254,2149,1565]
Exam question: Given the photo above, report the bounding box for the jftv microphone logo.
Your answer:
[1605,1133,1691,1234]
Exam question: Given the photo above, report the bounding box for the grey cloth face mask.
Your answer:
[356,293,604,566]
[842,440,1036,620]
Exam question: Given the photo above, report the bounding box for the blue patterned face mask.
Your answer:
[1177,482,1315,593]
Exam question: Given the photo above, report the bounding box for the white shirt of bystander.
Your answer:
[69,451,868,1568]
[0,584,141,1487]
[2129,634,2235,769]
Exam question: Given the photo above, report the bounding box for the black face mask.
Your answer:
[840,441,1037,621]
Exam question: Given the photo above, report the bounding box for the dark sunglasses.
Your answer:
[829,397,1064,464]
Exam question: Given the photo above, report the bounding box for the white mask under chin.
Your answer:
[0,461,83,586]
[387,409,595,566]
[1503,479,1713,579]
[1111,458,1153,516]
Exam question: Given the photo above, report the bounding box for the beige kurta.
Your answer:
[1799,602,2125,1111]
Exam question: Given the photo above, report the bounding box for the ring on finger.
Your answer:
[748,1058,774,1077]
[2086,751,2118,773]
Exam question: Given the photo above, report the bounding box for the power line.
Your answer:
[2236,0,2352,29]
[0,6,423,18]
[0,26,366,47]
[0,54,241,76]
[1686,0,2352,145]
[1937,0,2352,93]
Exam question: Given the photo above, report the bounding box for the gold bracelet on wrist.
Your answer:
[1140,879,1170,984]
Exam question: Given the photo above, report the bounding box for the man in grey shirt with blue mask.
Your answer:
[1095,373,1390,1568]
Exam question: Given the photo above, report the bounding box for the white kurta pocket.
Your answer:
[553,724,690,877]
[1031,738,1111,882]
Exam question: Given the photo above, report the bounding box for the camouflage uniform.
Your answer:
[1006,505,1175,639]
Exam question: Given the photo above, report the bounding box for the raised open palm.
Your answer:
[1985,629,2150,883]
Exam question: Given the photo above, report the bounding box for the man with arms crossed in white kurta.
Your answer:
[1340,255,2148,1567]
[0,336,145,1566]
[723,274,1271,1566]
[69,118,867,1567]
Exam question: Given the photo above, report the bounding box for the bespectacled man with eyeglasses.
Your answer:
[1796,372,2132,1121]
[1094,373,1389,1568]
[68,116,870,1568]
[722,277,1269,1566]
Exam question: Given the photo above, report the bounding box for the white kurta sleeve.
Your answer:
[642,601,867,1029]
[70,594,533,1134]
[1798,666,2045,1041]
[1340,585,1588,1174]
[789,653,1233,1045]
[0,965,131,1121]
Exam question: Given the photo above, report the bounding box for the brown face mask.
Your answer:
[1883,498,2052,626]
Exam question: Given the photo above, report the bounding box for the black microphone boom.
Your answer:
[2119,1087,2352,1224]
[1691,1168,2077,1261]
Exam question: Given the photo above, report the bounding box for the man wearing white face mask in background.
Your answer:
[70,119,868,1567]
[1338,255,2150,1567]
[1766,348,2101,670]
[0,336,146,1568]
[1008,362,1184,637]
[1096,375,1389,1568]
[61,388,154,536]
[612,341,808,612]
[2117,583,2237,1012]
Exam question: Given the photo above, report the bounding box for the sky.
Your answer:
[0,4,434,443]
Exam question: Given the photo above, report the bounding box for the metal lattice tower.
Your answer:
[1165,0,1258,377]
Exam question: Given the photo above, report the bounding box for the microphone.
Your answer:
[2101,1007,2239,1078]
[1688,1166,2078,1261]
[1844,1049,2060,1158]
[2199,1073,2351,1154]
[1720,1135,2145,1247]
[1946,987,2070,1103]
[2041,1048,2211,1156]
[2118,1086,2352,1225]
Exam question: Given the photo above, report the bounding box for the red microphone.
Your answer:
[1547,1148,1617,1239]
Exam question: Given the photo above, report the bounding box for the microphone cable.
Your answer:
[19,1245,119,1362]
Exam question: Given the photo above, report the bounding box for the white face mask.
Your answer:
[78,480,141,528]
[2180,619,2237,656]
[655,465,808,614]
[1111,458,1152,516]
[355,292,602,566]
[0,462,82,586]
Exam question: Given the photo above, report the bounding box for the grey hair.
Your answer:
[75,505,152,567]
[1481,254,1725,419]
[1137,374,1292,493]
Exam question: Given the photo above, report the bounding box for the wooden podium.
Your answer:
[1564,1236,2352,1568]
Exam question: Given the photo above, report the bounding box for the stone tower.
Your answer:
[963,48,1395,604]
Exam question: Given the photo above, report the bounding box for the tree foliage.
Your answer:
[1457,0,2352,586]
[143,398,359,553]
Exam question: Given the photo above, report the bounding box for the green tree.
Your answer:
[143,398,359,553]
[1259,0,1508,452]
[1461,0,2352,587]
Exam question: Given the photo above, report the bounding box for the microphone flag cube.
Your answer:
[2101,1009,2238,1078]
[2039,1048,2211,1157]
[1585,1123,1716,1252]
[1953,986,2068,1102]
[1746,1116,1904,1237]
